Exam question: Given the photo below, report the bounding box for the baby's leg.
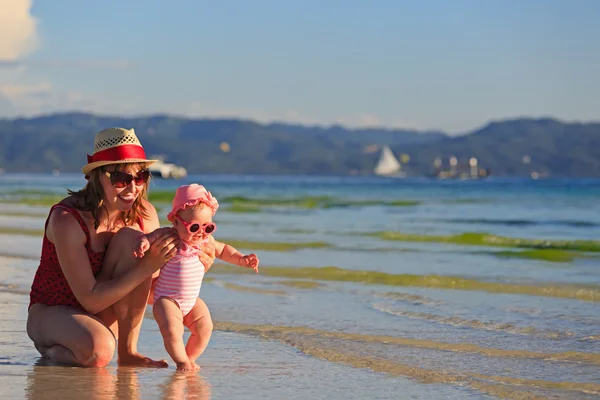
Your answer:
[153,297,195,371]
[183,298,214,367]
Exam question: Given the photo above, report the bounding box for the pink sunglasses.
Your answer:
[175,214,217,235]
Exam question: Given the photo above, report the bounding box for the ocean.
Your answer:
[0,173,598,399]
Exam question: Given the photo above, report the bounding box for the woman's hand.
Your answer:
[199,238,217,273]
[141,228,180,273]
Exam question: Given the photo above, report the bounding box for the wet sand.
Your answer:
[0,255,475,400]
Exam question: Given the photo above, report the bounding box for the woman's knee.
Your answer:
[28,305,116,367]
[77,330,116,367]
[100,227,143,279]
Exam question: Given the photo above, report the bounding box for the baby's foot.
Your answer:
[176,360,196,372]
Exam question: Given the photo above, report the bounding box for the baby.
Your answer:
[134,184,259,371]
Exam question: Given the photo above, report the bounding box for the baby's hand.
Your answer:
[133,236,151,258]
[240,253,259,273]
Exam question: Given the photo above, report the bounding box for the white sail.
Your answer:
[374,145,402,176]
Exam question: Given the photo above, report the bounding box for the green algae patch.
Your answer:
[0,195,63,207]
[275,280,323,289]
[218,238,331,251]
[222,195,328,209]
[147,190,176,203]
[491,249,582,263]
[0,227,331,252]
[211,264,600,302]
[386,200,421,207]
[441,198,490,204]
[225,204,263,213]
[223,283,287,296]
[0,211,48,218]
[0,227,43,236]
[2,191,419,211]
[369,231,600,253]
[219,195,419,209]
[276,228,317,234]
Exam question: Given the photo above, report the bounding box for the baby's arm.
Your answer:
[133,228,170,258]
[213,239,259,273]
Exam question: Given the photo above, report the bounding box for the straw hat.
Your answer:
[81,127,157,175]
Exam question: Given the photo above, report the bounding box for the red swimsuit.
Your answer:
[29,204,105,311]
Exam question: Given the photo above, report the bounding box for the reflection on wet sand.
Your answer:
[159,372,212,400]
[25,362,116,400]
[114,368,139,400]
[25,361,211,400]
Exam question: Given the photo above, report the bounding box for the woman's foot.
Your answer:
[118,352,168,367]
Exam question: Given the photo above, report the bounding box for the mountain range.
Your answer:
[0,112,598,177]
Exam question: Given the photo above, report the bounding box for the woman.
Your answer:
[26,127,216,368]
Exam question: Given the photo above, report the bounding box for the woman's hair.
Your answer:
[67,162,152,229]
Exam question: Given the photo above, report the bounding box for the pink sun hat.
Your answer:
[167,184,219,222]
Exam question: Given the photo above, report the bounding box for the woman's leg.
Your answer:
[153,297,196,371]
[27,304,116,367]
[99,226,167,367]
[183,298,213,366]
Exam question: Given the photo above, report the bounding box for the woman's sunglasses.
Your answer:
[175,214,217,235]
[105,169,150,188]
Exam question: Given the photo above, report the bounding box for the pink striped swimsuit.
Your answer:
[153,242,206,315]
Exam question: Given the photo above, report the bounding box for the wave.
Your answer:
[437,218,599,228]
[0,283,30,296]
[372,303,573,339]
[376,291,445,306]
[504,307,600,327]
[210,321,600,399]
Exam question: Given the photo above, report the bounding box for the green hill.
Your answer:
[0,113,598,177]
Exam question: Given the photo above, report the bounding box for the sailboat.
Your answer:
[374,145,405,177]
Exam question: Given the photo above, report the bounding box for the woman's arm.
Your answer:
[141,198,161,233]
[49,208,177,314]
[140,199,169,280]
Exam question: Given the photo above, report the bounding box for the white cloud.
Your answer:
[0,81,53,115]
[0,0,38,61]
[0,81,51,97]
[179,101,287,123]
[0,59,135,70]
[176,103,418,129]
[0,85,141,117]
[334,113,382,128]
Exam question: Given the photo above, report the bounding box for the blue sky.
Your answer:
[0,0,598,134]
